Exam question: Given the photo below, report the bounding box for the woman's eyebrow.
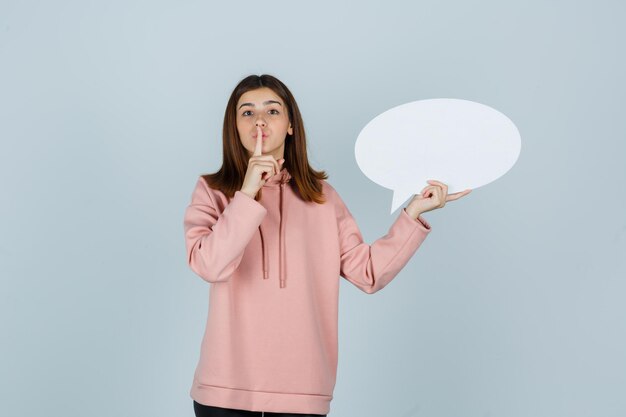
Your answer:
[238,100,282,110]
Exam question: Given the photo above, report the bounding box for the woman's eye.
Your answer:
[241,109,279,116]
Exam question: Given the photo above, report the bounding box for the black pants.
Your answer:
[193,401,327,417]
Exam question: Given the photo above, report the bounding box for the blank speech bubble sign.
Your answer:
[355,98,521,214]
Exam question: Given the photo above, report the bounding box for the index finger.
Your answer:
[446,189,472,202]
[253,126,263,156]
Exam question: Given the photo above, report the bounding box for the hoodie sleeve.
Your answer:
[184,177,267,283]
[334,190,432,294]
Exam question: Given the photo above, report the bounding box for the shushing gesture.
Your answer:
[240,126,285,199]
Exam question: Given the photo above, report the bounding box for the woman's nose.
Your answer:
[255,117,266,127]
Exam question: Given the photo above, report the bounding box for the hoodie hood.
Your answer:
[258,166,292,289]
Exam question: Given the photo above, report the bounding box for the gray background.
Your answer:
[1,1,625,416]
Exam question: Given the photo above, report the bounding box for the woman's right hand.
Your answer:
[240,126,285,199]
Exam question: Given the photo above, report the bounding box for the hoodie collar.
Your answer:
[263,166,292,187]
[258,166,292,289]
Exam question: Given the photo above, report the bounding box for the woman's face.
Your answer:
[236,87,293,161]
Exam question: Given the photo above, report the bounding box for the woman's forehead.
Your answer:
[238,88,283,105]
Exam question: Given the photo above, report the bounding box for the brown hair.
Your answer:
[201,74,328,204]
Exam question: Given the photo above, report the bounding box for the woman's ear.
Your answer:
[288,123,293,136]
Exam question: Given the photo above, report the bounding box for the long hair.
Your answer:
[201,74,328,204]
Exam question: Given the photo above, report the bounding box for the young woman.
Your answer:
[184,74,471,417]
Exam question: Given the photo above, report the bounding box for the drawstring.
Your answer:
[259,225,269,280]
[257,168,291,289]
[279,181,287,288]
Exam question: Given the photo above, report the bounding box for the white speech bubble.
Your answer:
[355,98,521,214]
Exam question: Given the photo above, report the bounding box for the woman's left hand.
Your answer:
[405,180,472,218]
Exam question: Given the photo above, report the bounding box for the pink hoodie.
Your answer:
[183,167,432,415]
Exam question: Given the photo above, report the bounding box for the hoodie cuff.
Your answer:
[232,190,267,217]
[402,208,432,231]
